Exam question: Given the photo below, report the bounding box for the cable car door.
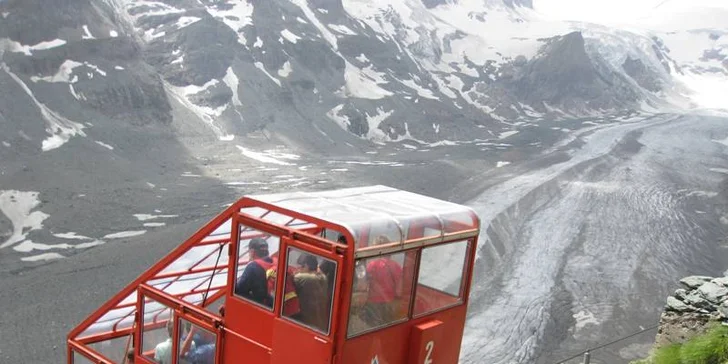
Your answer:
[271,236,344,364]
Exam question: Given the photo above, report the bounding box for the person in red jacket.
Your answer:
[363,236,403,327]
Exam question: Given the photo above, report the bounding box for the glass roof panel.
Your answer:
[201,218,232,242]
[249,185,478,250]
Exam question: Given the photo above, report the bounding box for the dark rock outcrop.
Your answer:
[505,31,638,113]
[623,57,662,92]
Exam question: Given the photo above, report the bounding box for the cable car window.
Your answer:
[413,240,469,316]
[177,317,217,364]
[233,225,280,311]
[140,297,174,364]
[281,247,337,335]
[347,248,417,337]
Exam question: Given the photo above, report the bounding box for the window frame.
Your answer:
[176,316,219,364]
[412,239,471,318]
[232,223,281,312]
[279,245,339,336]
[346,247,420,338]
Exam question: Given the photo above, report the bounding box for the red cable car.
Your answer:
[67,185,481,364]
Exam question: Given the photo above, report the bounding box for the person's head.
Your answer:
[248,238,269,259]
[297,253,318,272]
[218,305,225,317]
[166,319,174,337]
[319,260,336,277]
[337,234,347,245]
[126,349,135,364]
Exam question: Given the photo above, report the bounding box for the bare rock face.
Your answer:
[505,31,638,113]
[622,57,662,92]
[680,275,713,289]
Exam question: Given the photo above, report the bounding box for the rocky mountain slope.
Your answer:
[2,0,724,152]
[1,0,726,272]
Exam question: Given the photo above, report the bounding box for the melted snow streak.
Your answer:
[236,146,300,166]
[461,115,728,363]
[2,63,86,151]
[102,230,147,239]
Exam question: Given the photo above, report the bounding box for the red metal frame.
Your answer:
[67,189,480,364]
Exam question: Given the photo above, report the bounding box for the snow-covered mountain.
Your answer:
[2,0,724,153]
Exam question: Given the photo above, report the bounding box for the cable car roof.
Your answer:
[248,185,480,252]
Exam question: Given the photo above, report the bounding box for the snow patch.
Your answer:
[496,161,511,168]
[205,0,253,44]
[133,213,177,221]
[82,25,95,40]
[277,61,292,78]
[0,191,49,250]
[396,78,439,100]
[499,130,519,139]
[289,0,339,50]
[328,24,357,35]
[31,39,67,51]
[53,232,92,240]
[114,66,125,70]
[21,253,65,262]
[327,104,350,129]
[143,28,166,41]
[253,37,263,48]
[30,60,83,83]
[356,53,369,63]
[223,67,242,106]
[14,240,72,253]
[95,141,114,150]
[103,230,147,239]
[713,137,728,147]
[144,222,166,227]
[366,107,395,140]
[236,146,300,166]
[675,70,728,110]
[254,62,281,86]
[343,62,392,99]
[2,141,10,147]
[710,168,728,174]
[280,29,301,44]
[74,240,106,249]
[109,30,118,38]
[175,16,202,29]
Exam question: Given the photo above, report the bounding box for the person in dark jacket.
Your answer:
[234,238,274,307]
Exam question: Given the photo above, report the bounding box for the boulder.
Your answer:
[680,276,713,289]
[666,296,692,312]
[711,276,728,287]
[697,282,728,304]
[719,301,728,319]
[674,288,688,300]
[684,290,715,311]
